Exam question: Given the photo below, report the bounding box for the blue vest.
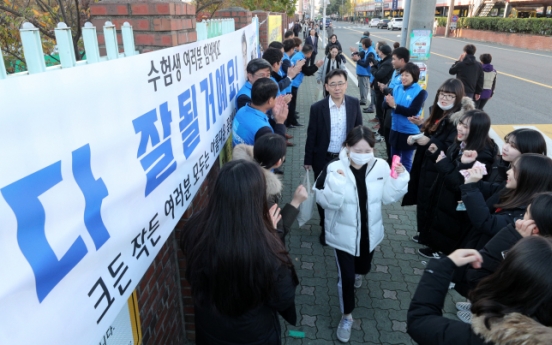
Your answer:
[388,70,401,90]
[356,46,375,77]
[235,81,252,108]
[391,82,424,134]
[291,52,306,88]
[232,105,273,146]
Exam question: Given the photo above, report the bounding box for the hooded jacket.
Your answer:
[408,257,552,345]
[480,63,497,100]
[449,54,484,95]
[316,54,347,84]
[232,144,299,242]
[314,148,409,255]
[402,97,474,240]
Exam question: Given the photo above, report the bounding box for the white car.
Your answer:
[388,18,403,30]
[369,18,381,28]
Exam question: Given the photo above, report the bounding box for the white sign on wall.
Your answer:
[0,23,257,345]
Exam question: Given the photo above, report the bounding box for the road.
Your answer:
[325,22,552,127]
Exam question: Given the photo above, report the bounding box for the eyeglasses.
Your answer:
[328,82,346,88]
[438,92,456,101]
[253,71,271,78]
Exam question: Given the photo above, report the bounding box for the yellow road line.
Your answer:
[342,28,552,90]
[430,52,552,90]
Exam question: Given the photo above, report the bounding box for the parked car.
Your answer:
[388,18,403,30]
[377,19,390,29]
[369,18,381,28]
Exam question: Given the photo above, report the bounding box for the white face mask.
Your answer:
[437,102,454,111]
[349,152,374,165]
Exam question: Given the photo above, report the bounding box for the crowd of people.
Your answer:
[179,26,552,345]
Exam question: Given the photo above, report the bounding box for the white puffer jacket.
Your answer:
[314,148,409,256]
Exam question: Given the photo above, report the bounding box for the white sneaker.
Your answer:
[337,317,353,343]
[456,301,471,312]
[354,274,362,288]
[457,310,472,324]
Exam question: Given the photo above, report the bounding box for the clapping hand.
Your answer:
[272,96,289,124]
[269,204,282,229]
[385,95,396,107]
[461,150,478,164]
[448,249,483,268]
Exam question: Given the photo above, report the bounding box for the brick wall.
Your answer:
[213,7,252,29]
[90,2,197,53]
[456,29,552,52]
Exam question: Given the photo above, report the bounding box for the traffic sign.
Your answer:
[452,15,459,22]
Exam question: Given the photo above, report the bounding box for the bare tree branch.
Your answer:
[196,0,223,14]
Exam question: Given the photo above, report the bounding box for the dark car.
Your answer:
[377,19,390,29]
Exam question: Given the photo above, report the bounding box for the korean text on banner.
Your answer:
[0,23,258,345]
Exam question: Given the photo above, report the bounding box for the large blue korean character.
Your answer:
[178,85,200,159]
[133,102,176,196]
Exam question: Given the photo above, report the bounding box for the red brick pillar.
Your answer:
[89,1,197,54]
[213,7,252,29]
[88,2,205,343]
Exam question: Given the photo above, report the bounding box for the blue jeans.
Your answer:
[390,147,416,172]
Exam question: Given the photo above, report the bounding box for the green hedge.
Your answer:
[435,16,448,27]
[457,17,552,36]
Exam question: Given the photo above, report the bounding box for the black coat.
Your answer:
[403,118,456,236]
[325,40,343,55]
[370,55,394,89]
[195,264,298,345]
[466,223,522,291]
[426,140,498,254]
[449,54,484,95]
[487,155,509,184]
[460,181,526,251]
[407,258,489,345]
[304,95,363,174]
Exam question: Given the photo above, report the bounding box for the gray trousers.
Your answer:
[358,75,371,103]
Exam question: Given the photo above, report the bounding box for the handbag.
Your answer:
[297,172,315,227]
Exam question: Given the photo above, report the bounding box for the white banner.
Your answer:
[0,23,257,344]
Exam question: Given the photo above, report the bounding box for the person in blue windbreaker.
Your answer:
[232,78,288,146]
[383,62,428,172]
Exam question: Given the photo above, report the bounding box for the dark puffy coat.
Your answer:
[466,223,522,290]
[325,40,343,55]
[487,155,509,184]
[460,181,526,251]
[403,97,474,244]
[449,54,484,95]
[451,182,525,296]
[425,140,498,254]
[408,257,552,345]
[195,264,298,345]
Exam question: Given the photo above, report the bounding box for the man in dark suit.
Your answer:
[304,29,319,66]
[304,69,363,245]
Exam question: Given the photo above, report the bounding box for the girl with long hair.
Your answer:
[403,78,474,246]
[317,45,347,97]
[450,154,552,301]
[179,160,298,345]
[419,110,498,258]
[457,192,552,322]
[408,236,552,344]
[232,134,308,243]
[488,128,547,184]
[314,126,409,343]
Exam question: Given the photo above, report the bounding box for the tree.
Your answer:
[195,0,297,18]
[0,0,90,73]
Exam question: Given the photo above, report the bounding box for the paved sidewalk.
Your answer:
[278,73,464,344]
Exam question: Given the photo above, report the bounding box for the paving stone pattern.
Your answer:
[278,74,465,344]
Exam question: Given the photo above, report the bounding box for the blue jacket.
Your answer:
[236,81,252,109]
[391,82,427,134]
[356,46,376,77]
[291,52,306,88]
[232,105,273,146]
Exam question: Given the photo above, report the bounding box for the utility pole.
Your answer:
[405,0,437,49]
[323,0,327,45]
[445,0,455,37]
[400,0,411,47]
